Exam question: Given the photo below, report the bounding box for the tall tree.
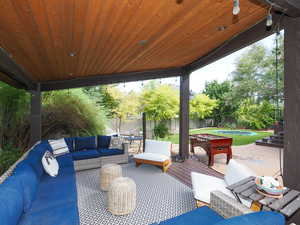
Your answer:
[203,80,237,126]
[139,83,179,122]
[231,35,284,104]
[190,94,218,119]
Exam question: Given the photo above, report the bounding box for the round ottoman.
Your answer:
[107,177,136,215]
[100,163,122,191]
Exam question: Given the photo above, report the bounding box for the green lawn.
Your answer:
[160,128,272,146]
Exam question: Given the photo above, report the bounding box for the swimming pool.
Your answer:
[214,130,257,136]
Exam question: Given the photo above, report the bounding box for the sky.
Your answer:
[117,33,279,93]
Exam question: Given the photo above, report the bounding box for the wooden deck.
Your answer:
[167,158,224,188]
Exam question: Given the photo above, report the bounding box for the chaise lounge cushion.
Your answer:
[71,149,101,160]
[75,136,96,151]
[0,178,24,225]
[134,152,170,162]
[98,148,124,157]
[151,206,224,225]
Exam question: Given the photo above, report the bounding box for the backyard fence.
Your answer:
[107,118,214,138]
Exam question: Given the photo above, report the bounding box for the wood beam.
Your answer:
[283,16,300,224]
[0,47,36,90]
[179,70,190,159]
[185,14,284,73]
[40,67,183,91]
[258,0,300,17]
[30,83,42,145]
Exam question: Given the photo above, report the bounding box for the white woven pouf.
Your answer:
[100,163,122,191]
[107,177,136,215]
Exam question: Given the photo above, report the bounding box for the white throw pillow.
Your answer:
[49,138,69,157]
[42,151,59,177]
[109,136,124,149]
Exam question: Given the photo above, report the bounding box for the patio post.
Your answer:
[283,16,300,223]
[142,112,146,152]
[179,70,190,159]
[30,83,42,145]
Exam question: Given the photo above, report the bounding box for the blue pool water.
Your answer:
[214,130,257,136]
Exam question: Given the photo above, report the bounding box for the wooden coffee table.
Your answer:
[227,176,300,220]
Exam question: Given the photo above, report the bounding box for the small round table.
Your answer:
[100,163,122,191]
[107,177,136,215]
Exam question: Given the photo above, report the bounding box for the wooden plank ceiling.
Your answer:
[0,0,267,82]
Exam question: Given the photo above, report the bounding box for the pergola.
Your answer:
[0,0,300,221]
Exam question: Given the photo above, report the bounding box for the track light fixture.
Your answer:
[232,0,240,15]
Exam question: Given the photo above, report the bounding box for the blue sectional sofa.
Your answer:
[151,206,285,225]
[0,135,128,225]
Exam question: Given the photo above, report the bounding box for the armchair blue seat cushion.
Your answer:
[74,136,96,151]
[151,206,224,225]
[71,149,101,160]
[98,148,124,157]
[0,178,24,225]
[13,162,40,212]
[214,211,285,225]
[97,135,111,149]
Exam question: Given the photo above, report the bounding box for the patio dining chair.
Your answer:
[133,139,172,172]
[191,159,256,207]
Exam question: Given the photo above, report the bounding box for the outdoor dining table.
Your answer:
[227,176,300,221]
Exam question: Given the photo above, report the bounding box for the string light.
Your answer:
[232,0,240,15]
[266,7,273,28]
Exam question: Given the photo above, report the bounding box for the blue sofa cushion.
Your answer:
[151,206,224,225]
[75,136,96,151]
[72,149,101,160]
[25,142,50,179]
[64,137,75,152]
[56,154,74,168]
[214,211,285,225]
[97,135,111,149]
[98,148,124,157]
[29,166,77,213]
[13,162,39,212]
[0,178,24,225]
[18,202,80,225]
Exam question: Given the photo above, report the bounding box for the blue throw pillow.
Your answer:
[75,136,96,151]
[64,137,75,152]
[13,162,39,212]
[0,179,24,225]
[97,135,111,149]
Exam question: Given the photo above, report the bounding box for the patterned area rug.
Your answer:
[76,163,195,225]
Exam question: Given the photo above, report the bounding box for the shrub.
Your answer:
[236,99,275,129]
[0,144,22,176]
[154,122,169,138]
[42,89,107,139]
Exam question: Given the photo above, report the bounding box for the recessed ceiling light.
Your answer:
[138,40,148,46]
[69,73,73,76]
[217,26,227,31]
[69,52,76,57]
